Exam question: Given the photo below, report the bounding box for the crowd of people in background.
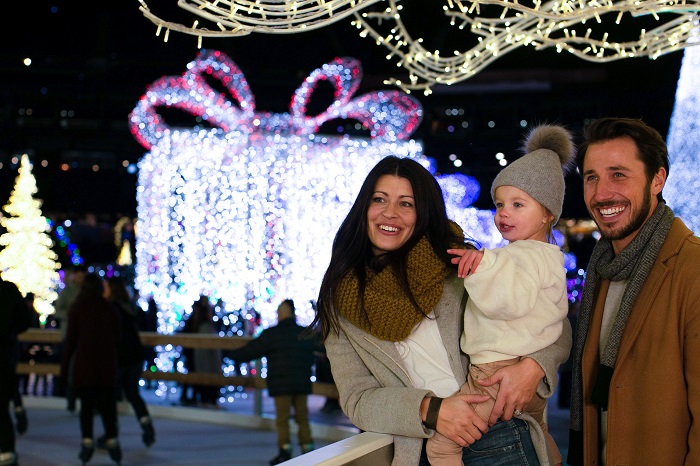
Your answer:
[4,264,333,465]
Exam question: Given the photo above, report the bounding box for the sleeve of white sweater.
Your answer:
[461,240,568,363]
[465,241,560,320]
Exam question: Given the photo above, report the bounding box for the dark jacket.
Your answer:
[114,299,145,367]
[61,294,121,390]
[0,279,31,397]
[229,318,321,397]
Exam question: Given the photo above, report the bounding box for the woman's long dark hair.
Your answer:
[312,156,469,340]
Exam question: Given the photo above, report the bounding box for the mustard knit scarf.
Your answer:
[335,234,452,342]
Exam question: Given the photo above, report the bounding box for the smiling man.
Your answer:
[568,117,700,465]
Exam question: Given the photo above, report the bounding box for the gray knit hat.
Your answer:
[490,125,574,223]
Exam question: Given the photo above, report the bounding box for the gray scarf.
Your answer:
[569,202,675,439]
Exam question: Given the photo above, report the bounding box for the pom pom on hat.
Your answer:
[490,125,575,223]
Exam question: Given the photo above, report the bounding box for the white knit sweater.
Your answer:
[460,240,568,364]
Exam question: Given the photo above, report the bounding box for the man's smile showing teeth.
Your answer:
[379,225,399,232]
[599,206,626,217]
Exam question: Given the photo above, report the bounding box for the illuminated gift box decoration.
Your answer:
[129,50,495,329]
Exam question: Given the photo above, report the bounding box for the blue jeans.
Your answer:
[420,418,539,465]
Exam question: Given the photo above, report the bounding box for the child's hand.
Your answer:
[447,249,484,278]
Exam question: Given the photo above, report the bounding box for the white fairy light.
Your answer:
[135,130,428,329]
[138,0,700,93]
[0,155,61,319]
[665,34,700,235]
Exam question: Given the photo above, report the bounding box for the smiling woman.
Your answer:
[367,175,417,256]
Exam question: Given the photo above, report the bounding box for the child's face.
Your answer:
[493,186,554,242]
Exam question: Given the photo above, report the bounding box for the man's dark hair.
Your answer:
[576,117,669,202]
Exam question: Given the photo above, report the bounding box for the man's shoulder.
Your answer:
[264,320,314,342]
[663,218,700,260]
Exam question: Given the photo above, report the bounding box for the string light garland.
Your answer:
[137,0,700,94]
[137,0,381,37]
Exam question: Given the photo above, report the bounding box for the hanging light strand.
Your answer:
[138,0,700,93]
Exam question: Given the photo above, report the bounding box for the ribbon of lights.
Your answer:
[130,50,423,146]
[137,0,700,94]
[137,0,382,40]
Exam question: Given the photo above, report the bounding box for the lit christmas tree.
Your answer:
[666,42,700,235]
[0,154,60,319]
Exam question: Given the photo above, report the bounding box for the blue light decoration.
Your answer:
[49,220,84,267]
[129,50,499,335]
[665,41,700,235]
[567,268,586,304]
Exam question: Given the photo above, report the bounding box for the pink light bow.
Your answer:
[129,50,423,149]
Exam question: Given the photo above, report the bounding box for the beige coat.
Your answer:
[578,218,700,465]
[325,275,572,466]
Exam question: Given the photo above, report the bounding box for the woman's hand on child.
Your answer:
[437,394,490,446]
[479,357,543,425]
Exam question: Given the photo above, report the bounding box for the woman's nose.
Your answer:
[382,203,398,217]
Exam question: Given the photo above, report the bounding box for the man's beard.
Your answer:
[595,183,652,241]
